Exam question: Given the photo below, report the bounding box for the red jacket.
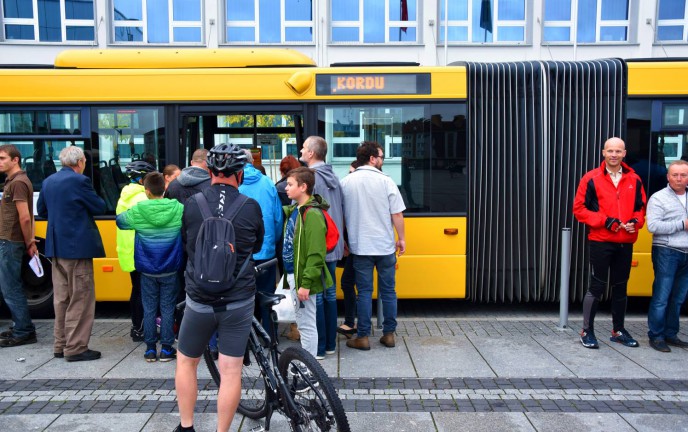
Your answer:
[573,161,646,244]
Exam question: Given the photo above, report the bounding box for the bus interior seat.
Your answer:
[24,156,44,191]
[109,158,128,188]
[98,160,118,213]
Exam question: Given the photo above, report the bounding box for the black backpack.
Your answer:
[191,191,250,294]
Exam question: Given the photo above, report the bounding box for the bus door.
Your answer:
[181,110,304,182]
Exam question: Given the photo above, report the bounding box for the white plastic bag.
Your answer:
[273,274,297,323]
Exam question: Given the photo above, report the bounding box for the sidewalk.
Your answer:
[1,308,688,431]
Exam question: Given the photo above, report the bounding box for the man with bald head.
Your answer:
[573,137,647,349]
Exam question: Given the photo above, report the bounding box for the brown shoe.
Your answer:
[380,333,395,348]
[285,323,300,341]
[346,336,370,351]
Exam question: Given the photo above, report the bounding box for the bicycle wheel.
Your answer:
[202,347,221,387]
[236,334,269,419]
[277,346,350,432]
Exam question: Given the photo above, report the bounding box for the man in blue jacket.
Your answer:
[239,150,283,332]
[37,146,106,362]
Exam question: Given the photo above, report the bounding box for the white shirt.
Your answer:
[340,165,406,255]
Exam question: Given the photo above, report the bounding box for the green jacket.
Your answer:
[116,183,147,272]
[283,194,333,295]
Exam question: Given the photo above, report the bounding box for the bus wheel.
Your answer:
[22,250,54,319]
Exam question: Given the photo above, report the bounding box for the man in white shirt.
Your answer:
[340,141,406,350]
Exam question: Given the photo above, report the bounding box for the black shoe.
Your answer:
[65,349,102,362]
[610,329,639,347]
[54,352,64,358]
[173,424,196,432]
[0,332,37,347]
[130,327,144,342]
[159,347,177,362]
[336,326,356,339]
[0,329,14,339]
[649,339,671,352]
[666,337,688,348]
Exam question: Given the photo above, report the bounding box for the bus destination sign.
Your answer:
[315,73,431,96]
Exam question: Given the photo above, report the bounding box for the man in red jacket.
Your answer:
[573,137,646,349]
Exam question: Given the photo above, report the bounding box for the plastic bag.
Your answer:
[273,274,297,323]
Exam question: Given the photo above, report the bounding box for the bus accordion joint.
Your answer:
[444,228,459,235]
[102,265,114,272]
[286,71,314,95]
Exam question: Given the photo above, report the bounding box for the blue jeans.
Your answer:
[352,254,397,337]
[316,261,338,356]
[648,246,688,341]
[141,273,178,347]
[0,240,35,338]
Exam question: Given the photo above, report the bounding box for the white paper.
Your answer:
[29,254,44,277]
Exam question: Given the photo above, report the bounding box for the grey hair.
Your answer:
[305,136,327,161]
[59,146,85,167]
[243,149,254,164]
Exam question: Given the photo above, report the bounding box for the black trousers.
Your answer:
[129,271,143,331]
[582,241,633,332]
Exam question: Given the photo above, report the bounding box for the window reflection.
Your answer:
[656,0,688,42]
[318,104,467,213]
[3,0,95,42]
[113,0,202,44]
[332,0,417,43]
[439,0,526,43]
[543,0,630,43]
[225,0,313,44]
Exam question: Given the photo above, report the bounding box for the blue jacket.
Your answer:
[37,167,106,259]
[116,198,184,275]
[239,164,283,260]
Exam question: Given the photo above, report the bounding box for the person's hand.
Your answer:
[396,239,406,256]
[605,217,622,232]
[298,287,310,302]
[624,222,636,233]
[26,242,38,257]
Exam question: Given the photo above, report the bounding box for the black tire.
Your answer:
[202,346,221,387]
[236,332,269,419]
[277,346,350,432]
[21,246,54,318]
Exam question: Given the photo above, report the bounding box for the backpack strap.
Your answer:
[194,191,248,221]
[195,192,213,220]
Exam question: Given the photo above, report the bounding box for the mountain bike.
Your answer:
[180,258,350,431]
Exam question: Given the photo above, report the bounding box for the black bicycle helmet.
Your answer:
[125,160,156,180]
[207,143,248,177]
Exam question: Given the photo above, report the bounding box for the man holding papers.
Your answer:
[0,144,38,348]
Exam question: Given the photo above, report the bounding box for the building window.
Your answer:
[225,0,314,44]
[331,0,418,43]
[656,0,688,42]
[1,0,95,42]
[543,0,630,43]
[112,0,203,44]
[439,0,526,43]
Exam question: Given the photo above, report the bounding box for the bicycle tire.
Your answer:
[202,347,221,387]
[277,346,350,432]
[236,334,269,419]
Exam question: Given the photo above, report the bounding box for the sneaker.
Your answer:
[579,329,599,349]
[649,339,671,353]
[610,329,639,347]
[290,364,319,393]
[159,347,177,362]
[0,332,37,348]
[130,327,144,342]
[315,354,326,360]
[666,337,688,348]
[325,349,336,355]
[144,349,158,362]
[173,424,196,432]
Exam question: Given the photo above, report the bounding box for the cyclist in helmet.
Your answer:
[175,143,264,432]
[117,160,157,342]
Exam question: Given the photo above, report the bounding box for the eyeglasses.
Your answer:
[377,154,385,160]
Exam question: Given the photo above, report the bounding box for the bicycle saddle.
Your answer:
[257,292,286,308]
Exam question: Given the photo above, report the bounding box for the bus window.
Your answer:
[317,103,467,213]
[93,107,165,214]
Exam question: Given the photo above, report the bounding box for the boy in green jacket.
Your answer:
[282,167,333,357]
[116,161,156,342]
[116,173,184,362]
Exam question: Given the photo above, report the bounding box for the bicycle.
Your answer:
[179,258,350,431]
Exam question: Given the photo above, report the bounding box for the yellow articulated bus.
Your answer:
[0,49,686,316]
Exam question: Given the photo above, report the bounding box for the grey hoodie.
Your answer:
[164,166,211,205]
[311,161,345,261]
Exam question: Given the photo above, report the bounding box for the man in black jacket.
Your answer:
[174,144,264,432]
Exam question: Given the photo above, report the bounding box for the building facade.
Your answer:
[0,0,687,66]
